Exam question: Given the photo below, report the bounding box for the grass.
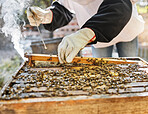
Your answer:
[0,56,22,90]
[0,78,4,90]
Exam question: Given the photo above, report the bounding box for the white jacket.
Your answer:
[58,0,144,48]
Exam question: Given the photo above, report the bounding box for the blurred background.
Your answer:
[0,0,148,89]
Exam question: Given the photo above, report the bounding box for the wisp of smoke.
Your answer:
[0,0,30,60]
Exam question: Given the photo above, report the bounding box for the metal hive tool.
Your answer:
[29,8,47,50]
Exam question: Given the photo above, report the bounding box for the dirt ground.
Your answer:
[0,49,22,89]
[0,50,18,61]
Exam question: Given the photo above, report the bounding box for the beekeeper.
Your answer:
[27,0,144,63]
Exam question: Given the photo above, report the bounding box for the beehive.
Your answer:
[0,54,148,114]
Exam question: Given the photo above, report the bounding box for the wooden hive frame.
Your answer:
[24,54,141,67]
[0,54,148,114]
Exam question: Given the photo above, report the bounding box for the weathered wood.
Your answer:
[25,54,137,66]
[0,62,26,98]
[0,56,147,114]
[1,96,148,114]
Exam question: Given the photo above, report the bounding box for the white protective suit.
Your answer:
[58,0,145,48]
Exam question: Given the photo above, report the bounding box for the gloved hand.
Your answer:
[58,28,96,63]
[27,7,53,26]
[130,0,138,4]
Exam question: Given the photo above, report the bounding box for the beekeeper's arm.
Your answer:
[27,2,73,31]
[58,0,133,63]
[27,0,133,63]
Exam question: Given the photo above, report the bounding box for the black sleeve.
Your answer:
[81,0,132,44]
[43,2,73,31]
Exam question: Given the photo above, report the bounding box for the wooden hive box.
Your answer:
[0,54,148,114]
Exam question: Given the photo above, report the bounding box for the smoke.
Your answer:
[0,0,31,60]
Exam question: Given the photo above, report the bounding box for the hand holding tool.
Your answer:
[28,7,47,49]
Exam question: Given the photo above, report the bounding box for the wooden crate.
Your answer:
[0,54,148,114]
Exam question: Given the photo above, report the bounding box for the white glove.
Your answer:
[58,28,96,63]
[130,0,138,4]
[27,7,53,26]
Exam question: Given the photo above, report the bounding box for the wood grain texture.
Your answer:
[1,96,148,114]
[25,54,137,66]
[0,55,147,114]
